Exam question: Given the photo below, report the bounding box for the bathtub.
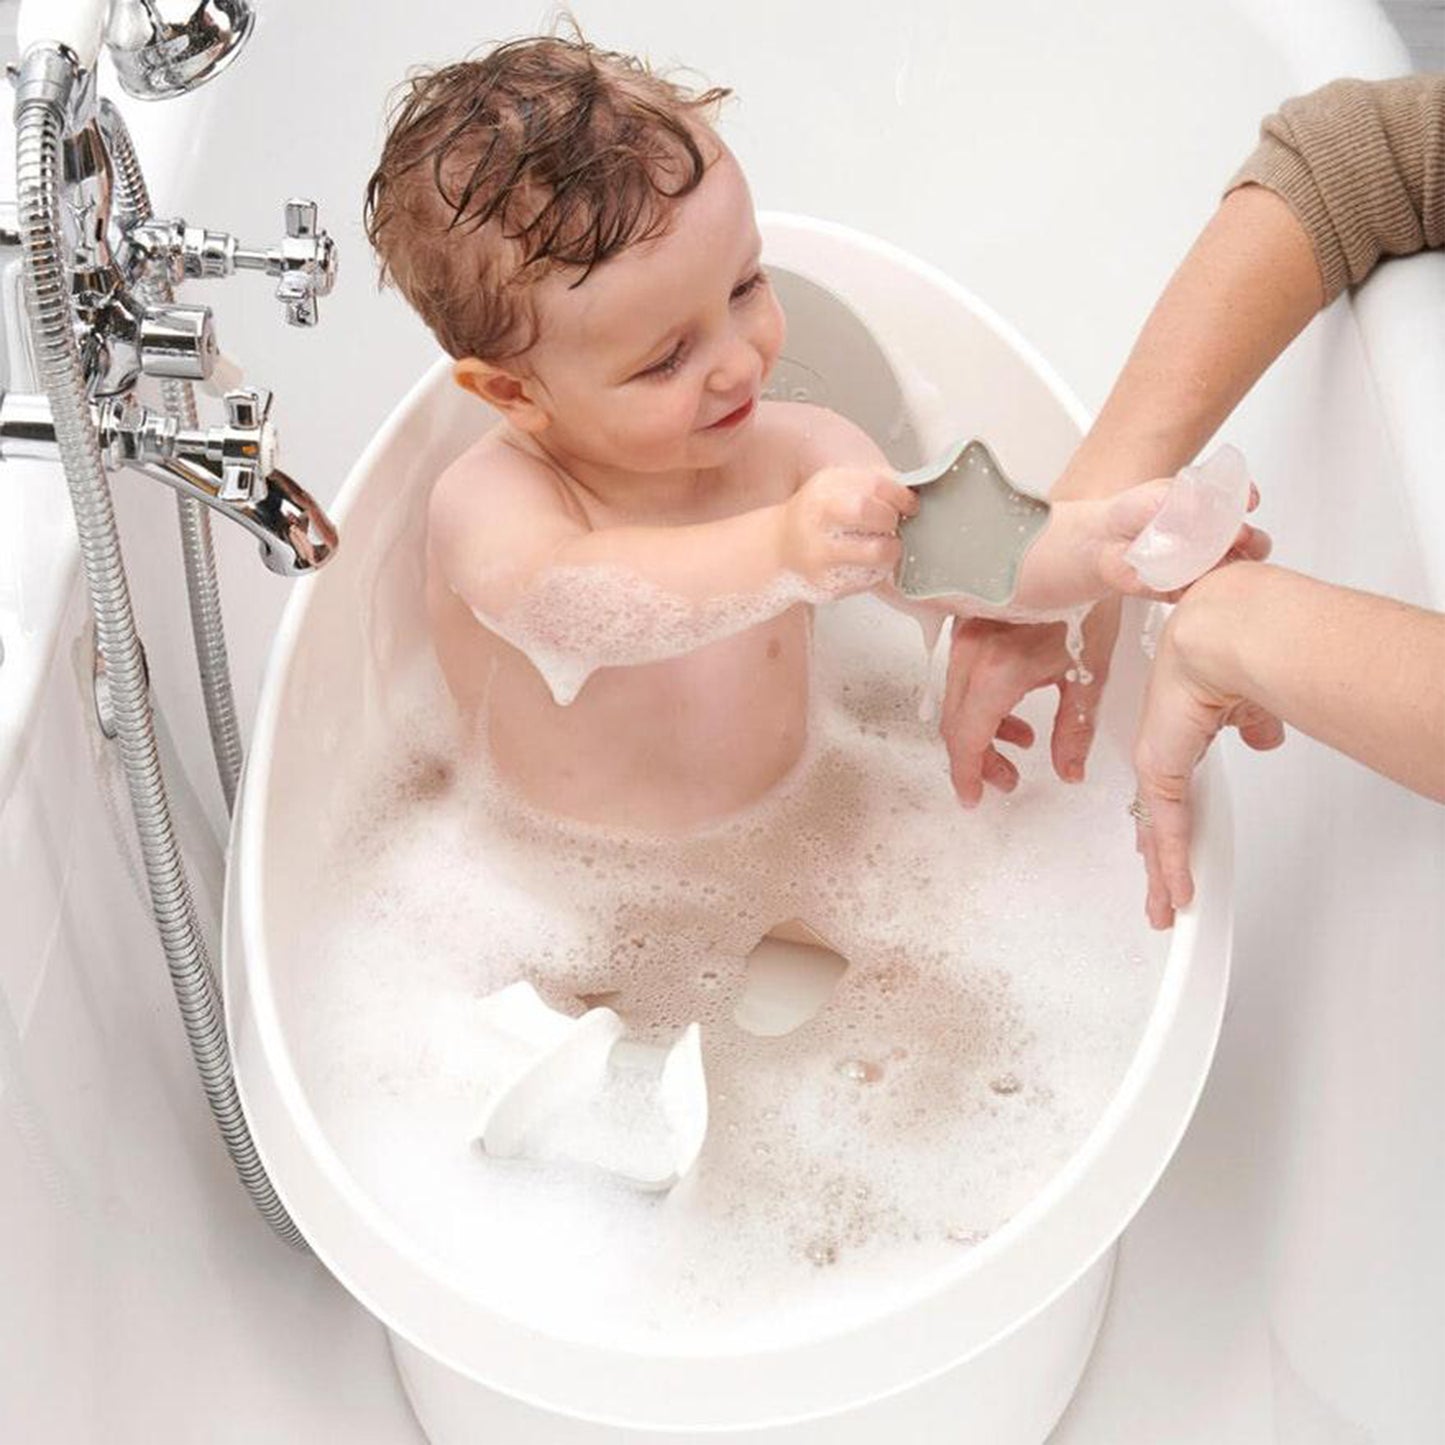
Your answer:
[4,2,1441,1442]
[224,213,1233,1441]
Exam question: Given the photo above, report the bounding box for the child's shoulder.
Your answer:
[428,427,586,569]
[753,400,888,475]
[431,428,582,522]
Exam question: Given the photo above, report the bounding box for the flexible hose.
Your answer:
[16,58,306,1251]
[102,99,244,814]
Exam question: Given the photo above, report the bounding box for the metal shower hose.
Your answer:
[15,52,306,1251]
[101,97,245,815]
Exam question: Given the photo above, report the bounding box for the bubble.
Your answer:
[836,1057,884,1084]
[467,566,840,707]
[804,1237,839,1268]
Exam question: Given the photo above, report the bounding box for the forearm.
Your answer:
[1060,74,1445,504]
[548,505,786,604]
[1056,185,1322,501]
[1169,562,1445,800]
[467,505,803,675]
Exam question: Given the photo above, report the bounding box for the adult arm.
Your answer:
[1061,74,1445,499]
[1133,561,1445,927]
[943,74,1445,800]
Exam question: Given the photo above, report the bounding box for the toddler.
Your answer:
[365,35,1187,831]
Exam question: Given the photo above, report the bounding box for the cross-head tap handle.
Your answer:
[276,197,336,327]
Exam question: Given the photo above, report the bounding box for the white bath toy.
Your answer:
[473,981,708,1191]
[1124,443,1253,592]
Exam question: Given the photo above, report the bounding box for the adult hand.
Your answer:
[941,596,1123,806]
[1132,596,1285,928]
[939,506,1269,807]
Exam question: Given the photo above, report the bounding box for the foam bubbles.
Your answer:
[281,594,1161,1354]
[466,565,859,705]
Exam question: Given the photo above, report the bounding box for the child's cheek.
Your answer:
[760,294,786,369]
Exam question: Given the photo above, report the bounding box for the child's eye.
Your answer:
[730,271,766,303]
[638,342,686,381]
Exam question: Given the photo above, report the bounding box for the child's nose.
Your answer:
[707,331,762,393]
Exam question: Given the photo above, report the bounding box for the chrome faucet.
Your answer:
[4,5,339,574]
[0,384,337,576]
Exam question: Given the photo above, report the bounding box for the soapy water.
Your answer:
[466,564,886,706]
[284,596,1159,1353]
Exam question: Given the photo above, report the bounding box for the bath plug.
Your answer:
[896,440,1051,606]
[733,920,849,1039]
[473,982,708,1192]
[1123,443,1252,593]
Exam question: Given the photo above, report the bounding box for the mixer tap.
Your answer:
[127,199,338,327]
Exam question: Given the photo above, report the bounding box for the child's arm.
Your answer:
[771,405,1267,617]
[431,440,915,672]
[897,479,1268,621]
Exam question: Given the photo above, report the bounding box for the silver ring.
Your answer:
[1128,796,1153,828]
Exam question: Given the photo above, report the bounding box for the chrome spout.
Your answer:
[136,456,337,576]
[0,387,338,576]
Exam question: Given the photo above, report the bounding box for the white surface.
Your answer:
[389,1253,1114,1445]
[15,0,107,68]
[3,1,1440,1441]
[0,581,423,1445]
[225,215,1232,1439]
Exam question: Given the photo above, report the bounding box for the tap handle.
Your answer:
[218,385,275,500]
[223,387,263,430]
[127,199,337,325]
[285,199,318,239]
[276,196,336,327]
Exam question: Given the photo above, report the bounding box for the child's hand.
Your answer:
[779,467,918,597]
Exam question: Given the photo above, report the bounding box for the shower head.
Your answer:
[105,0,254,100]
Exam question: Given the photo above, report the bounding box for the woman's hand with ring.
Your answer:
[1133,574,1286,928]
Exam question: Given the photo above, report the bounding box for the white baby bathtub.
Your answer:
[223,215,1234,1443]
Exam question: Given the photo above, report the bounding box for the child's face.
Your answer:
[518,146,786,476]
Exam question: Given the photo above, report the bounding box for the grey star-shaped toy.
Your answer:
[896,439,1051,606]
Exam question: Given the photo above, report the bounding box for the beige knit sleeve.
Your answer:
[1227,74,1445,305]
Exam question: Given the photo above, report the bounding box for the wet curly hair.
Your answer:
[364,33,731,362]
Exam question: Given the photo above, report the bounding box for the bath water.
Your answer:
[284,595,1159,1353]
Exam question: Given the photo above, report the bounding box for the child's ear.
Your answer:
[452,358,551,434]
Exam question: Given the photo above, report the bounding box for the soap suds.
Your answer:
[282,595,1159,1353]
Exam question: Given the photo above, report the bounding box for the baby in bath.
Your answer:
[364,34,1217,831]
